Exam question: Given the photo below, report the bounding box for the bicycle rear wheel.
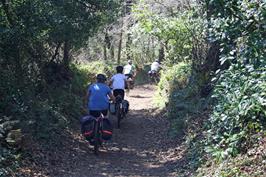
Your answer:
[116,105,122,129]
[93,121,99,155]
[154,76,159,84]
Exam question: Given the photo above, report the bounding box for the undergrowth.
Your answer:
[204,0,266,162]
[155,62,191,108]
[158,1,266,176]
[0,61,115,176]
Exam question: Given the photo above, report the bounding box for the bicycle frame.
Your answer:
[115,95,126,128]
[93,114,104,155]
[148,70,160,84]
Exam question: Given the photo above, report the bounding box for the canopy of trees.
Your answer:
[0,0,120,116]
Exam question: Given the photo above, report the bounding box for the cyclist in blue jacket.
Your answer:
[85,74,115,117]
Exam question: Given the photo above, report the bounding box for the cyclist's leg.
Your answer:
[114,89,125,100]
[101,110,108,117]
[89,110,101,117]
[88,110,101,146]
[99,110,108,147]
[128,74,134,89]
[125,74,131,93]
[120,89,125,100]
[90,110,108,118]
[113,89,120,97]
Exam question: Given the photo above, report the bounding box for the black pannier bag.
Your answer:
[80,116,95,140]
[101,118,113,140]
[122,100,129,113]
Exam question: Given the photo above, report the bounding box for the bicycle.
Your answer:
[125,74,135,90]
[92,114,104,155]
[115,95,126,129]
[148,70,160,84]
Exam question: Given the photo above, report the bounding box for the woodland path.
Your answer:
[22,85,184,177]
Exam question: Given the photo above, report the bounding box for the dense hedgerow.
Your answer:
[155,62,191,107]
[206,0,266,159]
[154,62,194,136]
[0,61,114,175]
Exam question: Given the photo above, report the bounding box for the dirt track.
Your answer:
[21,85,182,177]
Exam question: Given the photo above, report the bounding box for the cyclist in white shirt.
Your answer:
[148,59,161,79]
[123,60,135,79]
[110,66,127,99]
[151,59,160,72]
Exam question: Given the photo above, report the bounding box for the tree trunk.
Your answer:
[197,0,221,97]
[158,41,164,62]
[51,42,62,62]
[1,0,16,26]
[152,37,155,60]
[145,37,150,62]
[63,40,71,68]
[205,42,220,72]
[1,0,24,84]
[126,32,132,60]
[103,28,111,61]
[110,44,115,60]
[103,44,107,61]
[125,0,133,61]
[117,19,123,65]
[126,0,133,14]
[205,0,220,72]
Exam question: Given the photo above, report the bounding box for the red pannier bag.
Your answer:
[101,118,113,140]
[80,115,95,140]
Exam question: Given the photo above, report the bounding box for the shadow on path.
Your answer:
[19,85,193,177]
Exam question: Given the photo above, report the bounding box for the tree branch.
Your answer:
[51,42,62,63]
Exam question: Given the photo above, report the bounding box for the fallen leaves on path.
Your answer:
[17,85,189,177]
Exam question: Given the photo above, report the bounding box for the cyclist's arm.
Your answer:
[132,66,137,77]
[108,79,113,87]
[84,90,90,113]
[108,92,116,102]
[158,65,164,71]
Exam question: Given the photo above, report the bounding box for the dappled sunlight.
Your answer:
[14,83,187,177]
[15,84,190,177]
[39,85,182,177]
